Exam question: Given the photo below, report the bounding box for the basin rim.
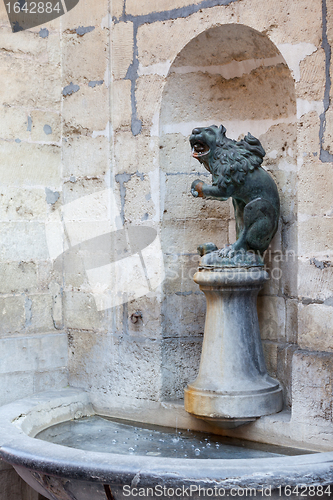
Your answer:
[0,389,332,488]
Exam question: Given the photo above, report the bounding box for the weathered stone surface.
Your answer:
[0,333,68,373]
[298,218,333,256]
[163,174,231,221]
[111,80,132,130]
[62,84,110,134]
[299,163,333,216]
[111,22,133,80]
[0,106,31,141]
[236,0,322,46]
[292,350,333,426]
[161,218,229,255]
[161,292,205,338]
[62,28,108,83]
[297,49,326,101]
[62,135,109,178]
[0,222,49,261]
[0,142,61,187]
[30,110,61,143]
[258,295,286,342]
[161,337,202,400]
[298,257,333,301]
[0,53,61,109]
[61,0,109,30]
[114,132,159,175]
[298,303,333,352]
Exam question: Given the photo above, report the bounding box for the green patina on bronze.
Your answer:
[190,125,280,267]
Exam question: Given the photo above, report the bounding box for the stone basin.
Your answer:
[0,389,332,500]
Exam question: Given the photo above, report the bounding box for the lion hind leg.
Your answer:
[243,198,278,253]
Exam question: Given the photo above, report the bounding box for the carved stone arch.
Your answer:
[159,24,297,406]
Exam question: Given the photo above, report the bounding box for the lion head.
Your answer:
[189,125,265,189]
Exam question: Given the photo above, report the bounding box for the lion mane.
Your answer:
[208,126,265,190]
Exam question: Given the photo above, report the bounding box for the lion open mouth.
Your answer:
[192,141,210,158]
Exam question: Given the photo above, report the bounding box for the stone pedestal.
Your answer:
[184,267,283,425]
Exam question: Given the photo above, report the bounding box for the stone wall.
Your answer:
[0,0,332,496]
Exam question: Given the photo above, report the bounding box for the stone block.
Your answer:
[62,135,109,178]
[257,295,286,342]
[297,111,321,157]
[0,24,58,59]
[161,337,202,400]
[285,298,298,344]
[0,296,25,335]
[292,349,333,425]
[25,293,56,333]
[159,133,199,173]
[111,22,133,80]
[279,234,298,297]
[163,253,201,294]
[126,0,202,16]
[136,9,235,68]
[136,75,164,125]
[298,257,333,302]
[260,123,297,167]
[0,106,31,141]
[123,174,156,223]
[161,292,205,339]
[298,163,333,217]
[0,372,34,406]
[260,251,281,296]
[0,222,49,261]
[0,187,47,222]
[114,132,159,175]
[111,80,132,131]
[127,295,162,339]
[62,84,110,134]
[261,340,278,378]
[298,217,333,256]
[68,331,162,401]
[63,291,104,331]
[276,344,297,408]
[0,53,61,109]
[0,0,10,24]
[62,28,108,83]
[236,0,322,46]
[322,107,333,156]
[297,48,326,101]
[62,176,106,205]
[116,338,162,401]
[298,303,333,352]
[0,261,38,294]
[0,142,61,188]
[0,333,68,374]
[30,110,61,143]
[111,0,124,18]
[270,168,297,225]
[33,367,68,393]
[161,218,228,255]
[61,0,109,30]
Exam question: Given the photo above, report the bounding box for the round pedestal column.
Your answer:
[184,267,283,424]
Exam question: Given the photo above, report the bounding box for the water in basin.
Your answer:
[36,416,311,460]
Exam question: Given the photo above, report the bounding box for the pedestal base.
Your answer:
[184,267,283,425]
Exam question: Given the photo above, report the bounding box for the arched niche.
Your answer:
[159,24,297,404]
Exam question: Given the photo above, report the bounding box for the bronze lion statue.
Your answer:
[190,125,280,259]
